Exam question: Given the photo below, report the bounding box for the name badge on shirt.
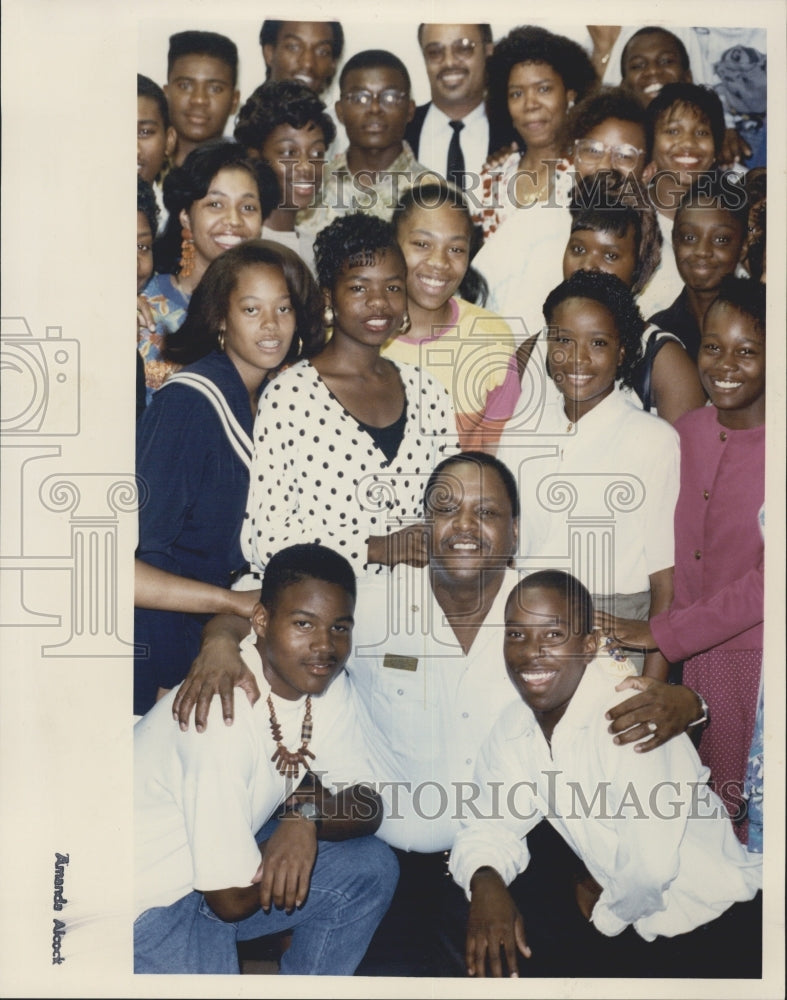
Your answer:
[383,653,419,672]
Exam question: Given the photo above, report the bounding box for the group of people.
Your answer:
[133,18,768,980]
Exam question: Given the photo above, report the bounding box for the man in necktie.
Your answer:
[447,118,466,187]
[405,24,504,187]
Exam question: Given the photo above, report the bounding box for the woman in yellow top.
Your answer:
[384,179,516,453]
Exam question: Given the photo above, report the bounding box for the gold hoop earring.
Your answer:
[218,329,225,352]
[398,312,411,335]
[323,304,335,328]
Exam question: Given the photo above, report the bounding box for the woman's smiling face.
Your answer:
[698,301,765,429]
[546,297,624,420]
[396,202,471,312]
[180,167,262,271]
[328,248,407,348]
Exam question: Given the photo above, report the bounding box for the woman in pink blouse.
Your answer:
[597,276,765,846]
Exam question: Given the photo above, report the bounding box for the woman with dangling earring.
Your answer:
[138,139,279,403]
[243,212,456,581]
[134,240,324,716]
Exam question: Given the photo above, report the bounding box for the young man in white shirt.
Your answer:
[133,543,397,975]
[450,570,762,978]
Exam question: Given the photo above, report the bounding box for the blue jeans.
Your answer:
[134,820,399,975]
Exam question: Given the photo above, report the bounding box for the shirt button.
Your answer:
[410,605,419,613]
[694,550,702,560]
[720,431,728,442]
[397,689,404,696]
[703,490,709,500]
[465,758,472,765]
[462,712,469,718]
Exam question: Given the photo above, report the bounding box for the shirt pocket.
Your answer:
[369,663,439,766]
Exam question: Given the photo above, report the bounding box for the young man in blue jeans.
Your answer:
[133,544,397,974]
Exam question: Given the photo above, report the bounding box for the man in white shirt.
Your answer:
[134,544,397,975]
[449,570,762,978]
[405,24,503,189]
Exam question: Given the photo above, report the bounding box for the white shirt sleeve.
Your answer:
[448,709,540,898]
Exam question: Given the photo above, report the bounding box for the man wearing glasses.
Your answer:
[297,49,431,237]
[406,24,504,188]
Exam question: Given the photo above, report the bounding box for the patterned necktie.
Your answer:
[447,119,465,187]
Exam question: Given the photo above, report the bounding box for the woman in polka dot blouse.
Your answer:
[244,213,456,577]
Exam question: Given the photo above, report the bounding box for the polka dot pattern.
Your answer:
[244,359,455,576]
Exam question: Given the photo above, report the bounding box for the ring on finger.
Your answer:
[647,721,657,733]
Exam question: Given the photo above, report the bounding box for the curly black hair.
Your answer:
[234,80,336,154]
[542,270,645,389]
[392,179,489,306]
[164,239,324,365]
[567,170,662,297]
[486,26,597,150]
[154,139,266,275]
[314,212,404,291]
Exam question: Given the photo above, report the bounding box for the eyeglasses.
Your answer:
[573,139,644,171]
[423,38,478,63]
[341,88,408,108]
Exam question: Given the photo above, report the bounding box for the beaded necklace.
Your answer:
[267,694,315,779]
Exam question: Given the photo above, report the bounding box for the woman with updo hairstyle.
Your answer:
[134,239,323,715]
[244,212,455,580]
[234,80,335,276]
[476,25,597,241]
[138,139,279,398]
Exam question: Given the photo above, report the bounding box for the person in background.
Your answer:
[636,81,728,318]
[648,174,747,361]
[560,171,706,424]
[259,20,344,97]
[406,24,501,185]
[234,80,336,275]
[620,27,693,108]
[475,86,649,351]
[138,140,277,400]
[164,30,240,167]
[474,25,597,242]
[297,50,430,239]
